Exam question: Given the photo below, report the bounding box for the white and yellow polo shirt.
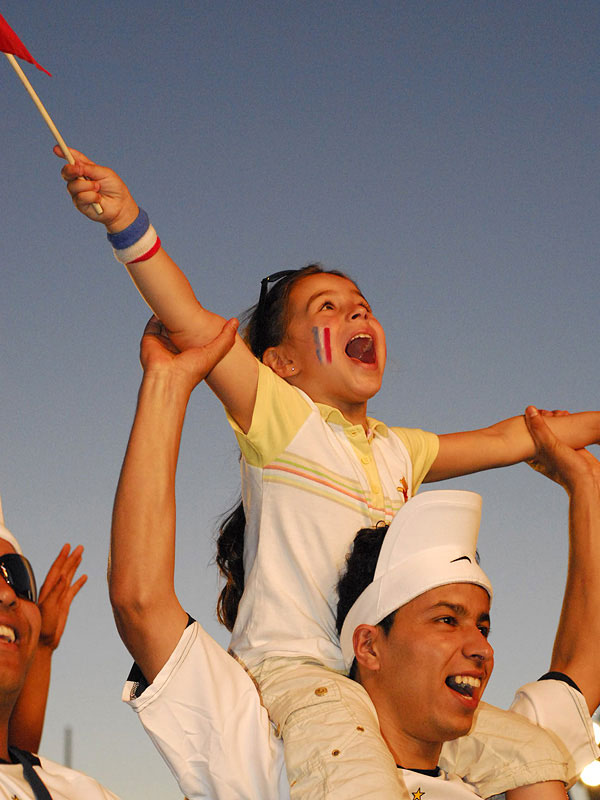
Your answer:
[228,362,439,672]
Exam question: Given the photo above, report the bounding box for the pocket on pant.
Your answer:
[281,681,367,794]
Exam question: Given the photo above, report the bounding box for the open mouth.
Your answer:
[345,334,376,364]
[445,675,481,698]
[0,625,16,644]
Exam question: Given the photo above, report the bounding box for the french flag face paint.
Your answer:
[312,326,332,364]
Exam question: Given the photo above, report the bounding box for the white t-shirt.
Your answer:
[0,753,119,800]
[124,622,599,800]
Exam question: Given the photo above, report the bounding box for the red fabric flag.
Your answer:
[0,13,51,76]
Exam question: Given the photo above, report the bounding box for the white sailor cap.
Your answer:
[0,496,23,555]
[339,490,492,670]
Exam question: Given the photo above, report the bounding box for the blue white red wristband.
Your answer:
[107,208,161,265]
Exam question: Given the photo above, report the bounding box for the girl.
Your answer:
[59,148,599,799]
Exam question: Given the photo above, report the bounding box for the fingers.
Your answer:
[140,315,181,364]
[37,545,87,649]
[61,545,84,588]
[53,145,94,166]
[38,544,85,604]
[525,406,595,490]
[143,315,161,337]
[68,573,88,601]
[142,315,175,345]
[37,543,70,604]
[538,408,570,417]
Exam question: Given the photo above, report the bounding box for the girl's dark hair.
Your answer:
[246,263,349,360]
[215,499,246,630]
[335,523,396,680]
[215,264,354,631]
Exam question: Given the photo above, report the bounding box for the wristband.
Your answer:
[107,208,149,248]
[107,208,161,265]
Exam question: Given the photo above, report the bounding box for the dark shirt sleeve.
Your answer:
[538,670,582,694]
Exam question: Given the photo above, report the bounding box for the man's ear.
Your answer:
[262,346,296,378]
[353,624,382,673]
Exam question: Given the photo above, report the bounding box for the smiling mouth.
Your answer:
[0,625,16,644]
[345,334,376,364]
[445,675,481,697]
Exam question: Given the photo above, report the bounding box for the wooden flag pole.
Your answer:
[5,52,103,215]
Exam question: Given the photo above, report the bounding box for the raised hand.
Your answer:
[524,405,600,494]
[140,314,238,392]
[37,543,87,651]
[54,145,138,232]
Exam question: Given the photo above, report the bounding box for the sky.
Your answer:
[2,1,599,797]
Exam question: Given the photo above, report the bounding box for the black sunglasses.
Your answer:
[0,554,37,603]
[254,269,300,356]
[257,269,299,312]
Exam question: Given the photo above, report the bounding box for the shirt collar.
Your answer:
[315,402,388,437]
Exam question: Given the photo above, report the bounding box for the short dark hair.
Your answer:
[336,523,397,679]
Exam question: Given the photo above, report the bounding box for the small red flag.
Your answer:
[0,13,51,76]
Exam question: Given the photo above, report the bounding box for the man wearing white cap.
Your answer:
[334,485,593,798]
[112,320,599,800]
[0,504,120,799]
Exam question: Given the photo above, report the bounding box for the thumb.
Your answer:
[202,318,239,371]
[524,405,552,445]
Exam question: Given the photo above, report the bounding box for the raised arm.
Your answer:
[524,406,600,713]
[426,411,600,483]
[9,544,86,752]
[56,148,257,432]
[109,316,237,683]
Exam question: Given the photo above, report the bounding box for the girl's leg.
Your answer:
[255,657,410,800]
[440,702,571,798]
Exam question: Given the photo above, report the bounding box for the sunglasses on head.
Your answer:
[0,554,37,603]
[257,269,299,311]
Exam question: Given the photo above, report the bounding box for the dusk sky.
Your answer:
[2,2,599,797]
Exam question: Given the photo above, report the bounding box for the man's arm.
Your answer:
[112,318,288,800]
[109,316,237,683]
[426,411,600,482]
[524,405,600,713]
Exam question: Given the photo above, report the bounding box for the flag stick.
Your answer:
[5,52,103,215]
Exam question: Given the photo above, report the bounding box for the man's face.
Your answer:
[0,538,40,700]
[375,583,493,750]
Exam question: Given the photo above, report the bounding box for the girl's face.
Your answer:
[268,273,386,417]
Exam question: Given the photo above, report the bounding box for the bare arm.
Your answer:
[9,545,87,752]
[524,406,600,714]
[56,148,257,432]
[426,411,600,483]
[109,317,237,684]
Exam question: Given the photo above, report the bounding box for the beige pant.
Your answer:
[253,656,409,799]
[253,657,571,800]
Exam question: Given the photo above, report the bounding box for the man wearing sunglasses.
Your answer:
[0,515,120,799]
[112,318,599,799]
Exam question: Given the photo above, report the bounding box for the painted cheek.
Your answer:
[312,326,332,364]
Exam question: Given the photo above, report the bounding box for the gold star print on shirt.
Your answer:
[412,790,425,800]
